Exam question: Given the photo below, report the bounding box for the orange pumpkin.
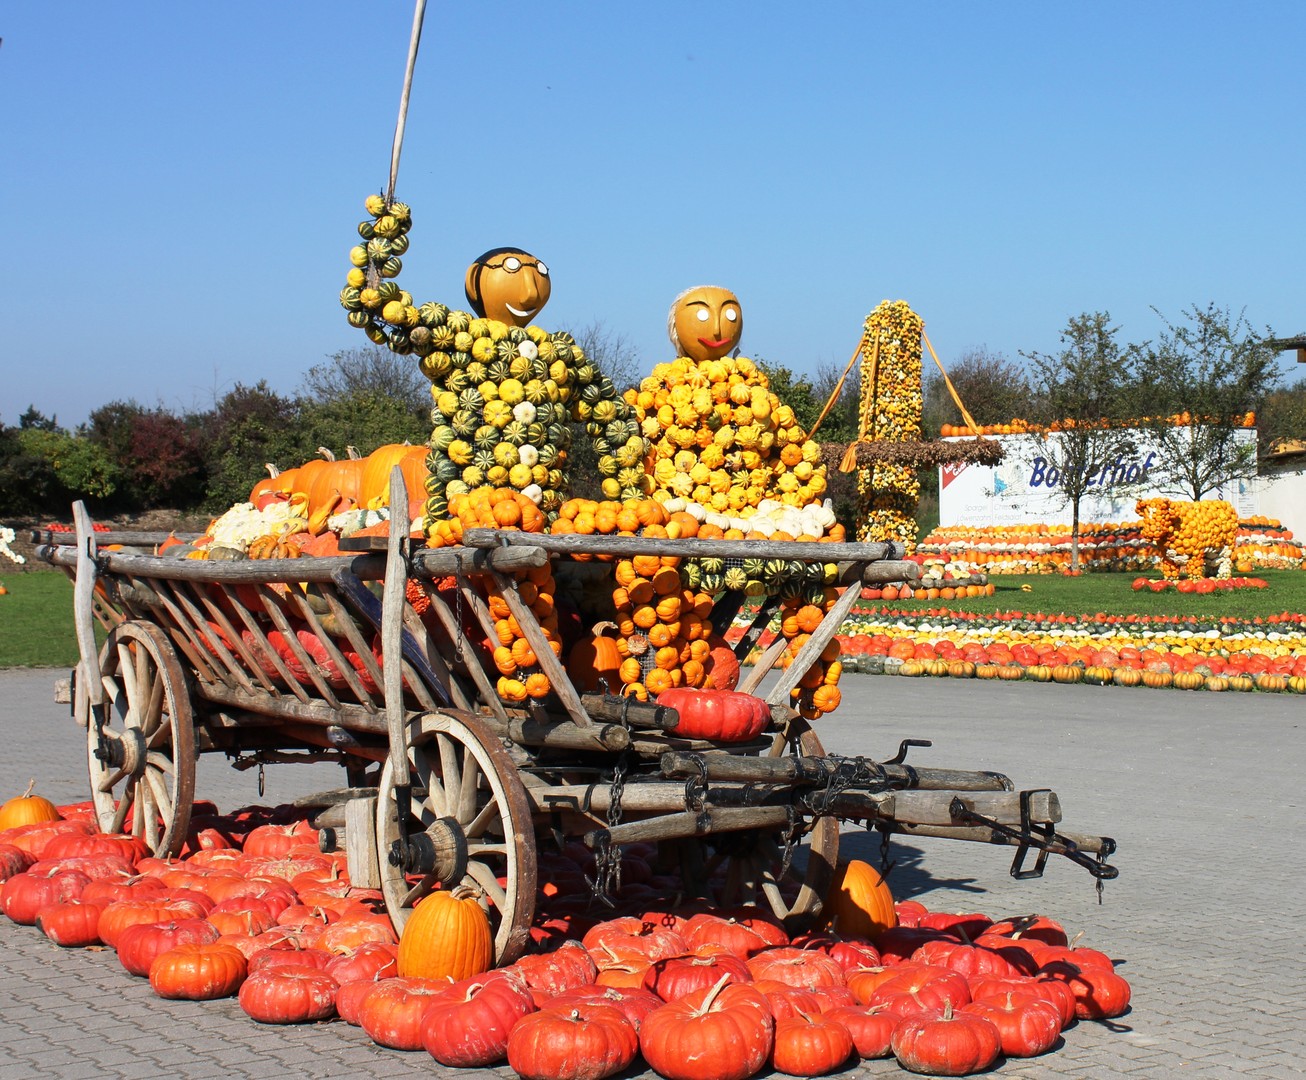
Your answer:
[396,886,493,979]
[0,780,62,831]
[567,624,624,694]
[825,859,897,939]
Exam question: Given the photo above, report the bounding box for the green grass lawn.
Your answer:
[3,566,1304,670]
[870,570,1306,621]
[0,571,84,669]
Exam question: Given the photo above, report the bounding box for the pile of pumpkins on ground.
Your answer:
[0,784,1130,1078]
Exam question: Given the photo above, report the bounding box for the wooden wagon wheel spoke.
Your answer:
[87,622,195,858]
[457,752,481,823]
[464,795,501,839]
[465,859,508,911]
[378,712,536,966]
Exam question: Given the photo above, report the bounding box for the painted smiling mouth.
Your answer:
[506,303,537,318]
[698,337,734,348]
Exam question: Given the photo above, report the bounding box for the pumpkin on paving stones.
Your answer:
[149,942,249,1000]
[656,687,770,742]
[117,917,221,976]
[0,780,62,831]
[638,975,775,1080]
[358,976,454,1051]
[396,885,493,981]
[36,899,106,947]
[961,991,1062,1057]
[421,970,538,1068]
[891,1002,1002,1076]
[237,963,339,1024]
[507,1002,640,1080]
[824,859,896,940]
[771,1009,856,1077]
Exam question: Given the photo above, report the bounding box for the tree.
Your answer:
[922,347,1032,436]
[301,346,430,417]
[86,401,204,510]
[196,382,303,510]
[1258,377,1306,458]
[566,320,644,394]
[1135,304,1280,499]
[296,389,429,462]
[1022,313,1141,569]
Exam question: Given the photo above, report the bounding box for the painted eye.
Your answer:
[503,256,522,272]
[696,309,710,322]
[536,262,548,277]
[725,308,739,322]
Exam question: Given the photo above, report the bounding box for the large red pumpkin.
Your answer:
[237,964,339,1024]
[421,970,538,1068]
[771,1011,856,1077]
[891,1003,1002,1076]
[639,976,775,1080]
[117,918,221,977]
[508,1003,639,1080]
[149,942,249,1000]
[657,688,770,742]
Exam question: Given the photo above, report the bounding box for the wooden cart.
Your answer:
[36,477,1117,966]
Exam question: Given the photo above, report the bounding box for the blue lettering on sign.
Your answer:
[1027,450,1158,490]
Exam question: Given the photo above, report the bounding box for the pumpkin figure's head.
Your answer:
[668,285,743,363]
[464,248,551,327]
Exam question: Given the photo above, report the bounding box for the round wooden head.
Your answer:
[668,285,743,362]
[464,248,551,327]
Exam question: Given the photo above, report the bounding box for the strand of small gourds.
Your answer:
[856,300,924,548]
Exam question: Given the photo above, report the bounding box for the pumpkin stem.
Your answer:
[345,445,361,459]
[942,1001,954,1020]
[317,446,337,461]
[264,462,281,478]
[21,778,35,799]
[693,973,734,1017]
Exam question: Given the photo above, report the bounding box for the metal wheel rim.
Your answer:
[378,711,537,965]
[87,621,195,857]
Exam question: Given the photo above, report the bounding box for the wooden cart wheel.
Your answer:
[692,719,839,932]
[87,621,196,857]
[377,712,537,966]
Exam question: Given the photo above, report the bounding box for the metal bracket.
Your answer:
[949,792,1119,883]
[884,738,932,765]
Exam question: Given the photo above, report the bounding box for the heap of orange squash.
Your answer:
[778,595,844,719]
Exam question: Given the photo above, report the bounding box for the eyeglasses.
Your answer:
[484,255,548,276]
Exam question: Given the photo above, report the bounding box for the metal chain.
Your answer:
[452,556,465,664]
[877,822,896,877]
[778,806,801,881]
[607,753,631,830]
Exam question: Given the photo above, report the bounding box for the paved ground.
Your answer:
[1,666,1303,1078]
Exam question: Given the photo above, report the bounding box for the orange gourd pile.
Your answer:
[550,497,730,701]
[433,488,561,703]
[778,593,844,719]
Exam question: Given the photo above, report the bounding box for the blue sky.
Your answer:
[3,2,1304,428]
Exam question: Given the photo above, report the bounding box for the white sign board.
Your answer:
[938,429,1258,528]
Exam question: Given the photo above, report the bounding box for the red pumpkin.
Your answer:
[911,938,1024,980]
[118,918,221,977]
[583,918,689,964]
[237,964,339,1024]
[745,947,843,990]
[323,942,398,987]
[507,1003,639,1080]
[823,1003,898,1059]
[149,942,249,1000]
[358,976,454,1051]
[866,965,971,1019]
[421,970,538,1068]
[242,820,318,859]
[506,940,599,1005]
[1,867,91,925]
[657,688,770,742]
[647,952,753,1002]
[962,991,1062,1057]
[545,984,662,1034]
[0,843,35,882]
[682,913,773,959]
[984,914,1068,947]
[1042,962,1132,1020]
[36,899,107,947]
[771,1011,855,1077]
[891,1002,1002,1076]
[639,977,775,1080]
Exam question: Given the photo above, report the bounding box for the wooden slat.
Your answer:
[71,501,105,706]
[764,581,865,706]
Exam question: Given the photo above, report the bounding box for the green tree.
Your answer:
[296,389,429,462]
[1136,304,1280,499]
[86,401,205,510]
[301,346,430,417]
[1022,313,1141,569]
[196,382,303,510]
[1258,377,1306,458]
